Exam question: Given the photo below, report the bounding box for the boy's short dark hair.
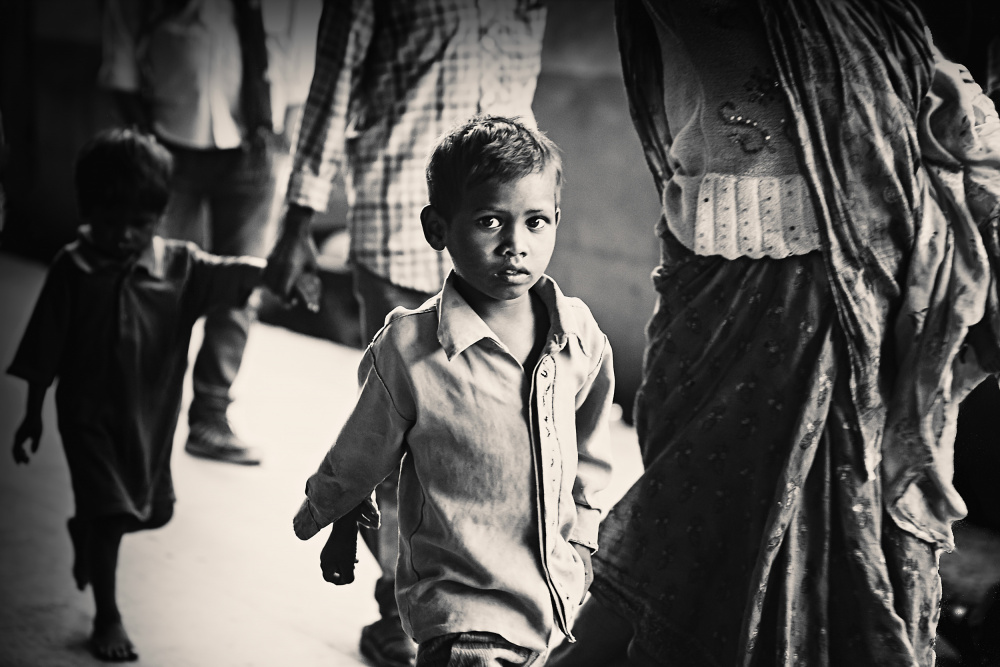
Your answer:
[426,115,563,221]
[75,127,174,219]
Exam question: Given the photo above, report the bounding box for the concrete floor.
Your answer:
[0,251,644,667]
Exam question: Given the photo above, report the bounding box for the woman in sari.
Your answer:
[550,1,1000,665]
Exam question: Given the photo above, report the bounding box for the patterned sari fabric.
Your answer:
[593,235,938,666]
[593,0,1000,665]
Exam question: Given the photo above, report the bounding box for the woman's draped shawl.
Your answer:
[761,0,1000,550]
[618,0,1000,550]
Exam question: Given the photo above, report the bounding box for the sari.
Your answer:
[591,1,1000,665]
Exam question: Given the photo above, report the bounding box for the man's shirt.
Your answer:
[286,0,547,294]
[99,0,321,149]
[293,273,615,650]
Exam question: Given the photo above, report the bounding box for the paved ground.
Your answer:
[0,251,644,667]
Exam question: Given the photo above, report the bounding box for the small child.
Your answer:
[292,115,616,665]
[8,128,266,662]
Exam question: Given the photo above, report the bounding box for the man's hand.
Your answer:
[318,497,381,585]
[263,204,321,312]
[320,513,361,585]
[12,414,42,465]
[573,542,594,604]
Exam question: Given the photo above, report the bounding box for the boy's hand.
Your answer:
[12,415,42,464]
[573,542,594,604]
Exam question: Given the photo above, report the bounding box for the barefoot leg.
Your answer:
[88,518,137,662]
[67,517,92,591]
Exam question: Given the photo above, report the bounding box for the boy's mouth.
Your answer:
[499,260,529,274]
[497,266,532,284]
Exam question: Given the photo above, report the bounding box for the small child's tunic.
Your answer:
[294,273,616,652]
[8,233,264,521]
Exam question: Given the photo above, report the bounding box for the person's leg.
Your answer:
[68,516,93,592]
[353,263,435,667]
[87,517,134,662]
[85,503,173,662]
[358,475,412,667]
[547,596,634,667]
[158,142,212,251]
[353,263,435,344]
[186,145,279,464]
[415,632,541,667]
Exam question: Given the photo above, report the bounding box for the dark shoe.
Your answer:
[359,616,416,667]
[185,421,261,466]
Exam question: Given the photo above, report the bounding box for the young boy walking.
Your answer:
[292,115,616,666]
[9,128,267,662]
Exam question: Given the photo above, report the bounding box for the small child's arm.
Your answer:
[184,247,266,316]
[8,252,72,466]
[293,345,413,583]
[571,335,616,601]
[12,382,46,464]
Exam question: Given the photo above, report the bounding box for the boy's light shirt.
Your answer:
[294,272,615,650]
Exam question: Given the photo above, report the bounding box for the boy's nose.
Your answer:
[501,225,528,256]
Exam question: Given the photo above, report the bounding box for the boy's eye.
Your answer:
[526,217,548,229]
[478,216,502,229]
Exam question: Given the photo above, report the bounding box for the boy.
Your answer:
[292,116,616,666]
[9,128,268,662]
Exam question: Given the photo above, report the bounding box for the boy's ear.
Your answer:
[554,207,561,227]
[420,205,448,252]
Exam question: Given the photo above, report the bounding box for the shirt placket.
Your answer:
[530,349,575,639]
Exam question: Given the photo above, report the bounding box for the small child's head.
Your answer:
[421,115,563,306]
[75,128,173,259]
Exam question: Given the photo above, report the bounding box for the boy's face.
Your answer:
[89,210,160,260]
[423,166,560,306]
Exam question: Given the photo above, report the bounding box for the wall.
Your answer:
[534,0,661,417]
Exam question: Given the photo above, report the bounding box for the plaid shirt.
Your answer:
[286,0,546,294]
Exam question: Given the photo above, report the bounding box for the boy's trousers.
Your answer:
[416,632,542,667]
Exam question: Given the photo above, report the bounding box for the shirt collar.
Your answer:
[437,271,585,361]
[67,226,165,278]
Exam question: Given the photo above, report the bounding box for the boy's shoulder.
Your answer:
[369,294,442,357]
[542,276,609,352]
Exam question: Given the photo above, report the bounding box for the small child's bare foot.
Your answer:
[89,616,138,662]
[67,517,91,591]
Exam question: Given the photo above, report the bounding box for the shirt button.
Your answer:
[540,369,549,377]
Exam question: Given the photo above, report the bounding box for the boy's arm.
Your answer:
[570,335,616,553]
[8,254,73,465]
[12,383,46,464]
[184,245,266,316]
[292,346,412,540]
